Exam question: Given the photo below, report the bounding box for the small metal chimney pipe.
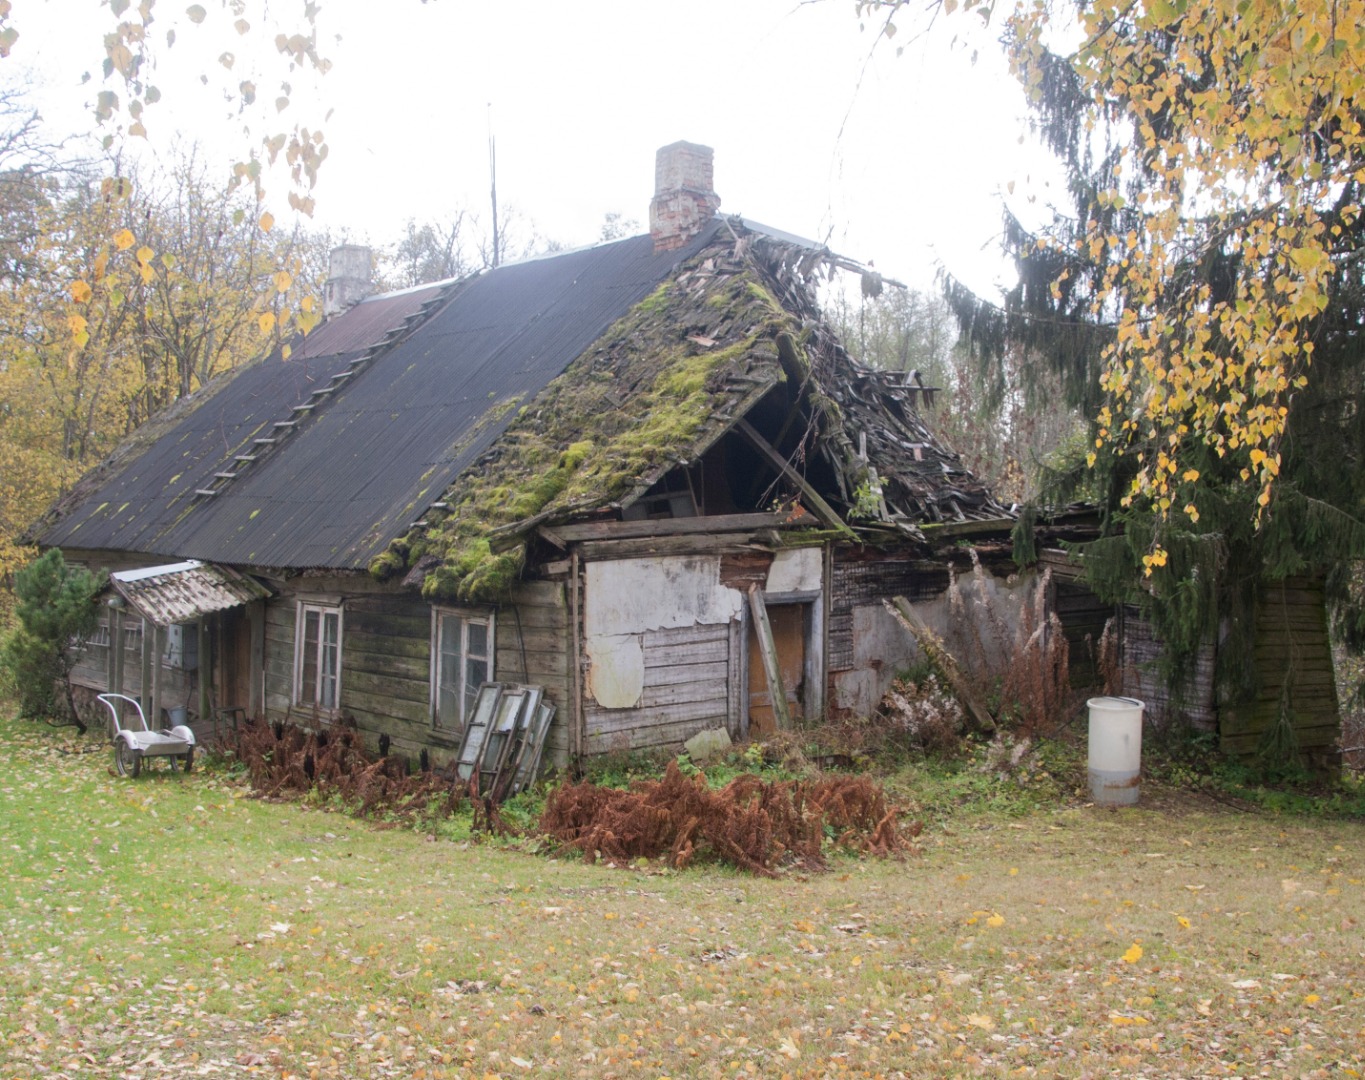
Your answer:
[649,141,721,253]
[323,244,375,316]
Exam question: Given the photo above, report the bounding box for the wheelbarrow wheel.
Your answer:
[169,747,194,774]
[114,741,140,778]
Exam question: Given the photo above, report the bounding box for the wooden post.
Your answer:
[197,617,210,733]
[248,600,265,717]
[569,550,584,766]
[139,617,153,713]
[886,596,996,734]
[110,607,125,698]
[150,623,165,728]
[727,618,745,739]
[104,607,116,690]
[747,584,792,732]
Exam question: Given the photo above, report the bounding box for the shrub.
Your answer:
[874,674,964,755]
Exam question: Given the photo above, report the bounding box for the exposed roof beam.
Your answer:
[734,418,850,535]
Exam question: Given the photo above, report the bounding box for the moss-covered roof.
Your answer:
[375,224,1011,602]
[375,243,799,601]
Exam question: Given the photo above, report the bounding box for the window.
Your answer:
[431,608,494,731]
[294,602,342,710]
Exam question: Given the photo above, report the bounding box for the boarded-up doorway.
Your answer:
[747,603,807,737]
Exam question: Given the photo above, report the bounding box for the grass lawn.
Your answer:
[2,714,1362,1079]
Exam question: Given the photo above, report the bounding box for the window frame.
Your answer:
[293,600,344,711]
[430,606,495,732]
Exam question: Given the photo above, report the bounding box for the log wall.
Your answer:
[261,575,571,771]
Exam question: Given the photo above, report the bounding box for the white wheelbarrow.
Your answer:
[97,693,196,778]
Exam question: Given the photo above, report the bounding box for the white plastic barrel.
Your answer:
[1087,696,1144,805]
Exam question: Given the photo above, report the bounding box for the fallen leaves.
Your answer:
[1,715,1363,1079]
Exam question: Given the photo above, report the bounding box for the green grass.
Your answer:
[2,713,1364,1078]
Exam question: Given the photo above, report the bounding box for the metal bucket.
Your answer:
[1087,696,1144,805]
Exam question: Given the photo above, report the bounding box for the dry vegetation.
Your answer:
[215,718,916,872]
[3,714,1363,1079]
[218,718,465,823]
[541,761,918,875]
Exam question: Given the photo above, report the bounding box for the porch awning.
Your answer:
[108,560,271,625]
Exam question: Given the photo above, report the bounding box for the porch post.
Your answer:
[110,606,125,697]
[139,618,153,711]
[248,600,265,717]
[197,617,210,730]
[150,623,165,727]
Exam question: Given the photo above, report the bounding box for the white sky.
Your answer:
[3,0,1067,293]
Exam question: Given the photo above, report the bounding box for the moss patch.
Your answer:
[371,246,801,602]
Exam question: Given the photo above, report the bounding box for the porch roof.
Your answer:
[108,561,271,626]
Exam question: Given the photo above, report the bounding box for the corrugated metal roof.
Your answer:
[109,560,271,625]
[41,227,718,569]
[296,284,452,359]
[39,283,448,562]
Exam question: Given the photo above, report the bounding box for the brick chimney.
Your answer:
[323,244,375,316]
[649,141,721,253]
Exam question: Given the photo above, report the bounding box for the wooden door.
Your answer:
[747,603,806,737]
[219,608,253,713]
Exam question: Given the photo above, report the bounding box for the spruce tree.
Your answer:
[1,549,104,732]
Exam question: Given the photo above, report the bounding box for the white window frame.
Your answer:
[430,607,495,731]
[293,601,343,711]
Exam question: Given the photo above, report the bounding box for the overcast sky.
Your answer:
[4,0,1065,293]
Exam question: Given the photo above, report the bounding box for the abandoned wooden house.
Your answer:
[35,141,1023,772]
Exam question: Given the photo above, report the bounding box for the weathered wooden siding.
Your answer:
[576,549,824,757]
[1219,576,1340,764]
[495,581,572,768]
[828,552,950,673]
[1118,605,1218,732]
[343,592,433,744]
[1051,579,1114,687]
[63,550,202,730]
[70,615,149,696]
[262,595,297,719]
[583,622,733,756]
[261,575,571,772]
[1117,576,1340,767]
[1037,551,1116,689]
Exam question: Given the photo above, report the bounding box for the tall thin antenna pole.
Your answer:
[487,102,500,269]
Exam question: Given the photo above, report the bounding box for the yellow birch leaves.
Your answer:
[1003,0,1364,528]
